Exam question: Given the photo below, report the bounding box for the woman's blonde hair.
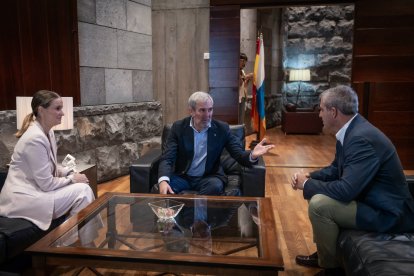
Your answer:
[15,90,60,138]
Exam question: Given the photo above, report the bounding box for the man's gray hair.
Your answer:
[188,91,214,110]
[320,85,358,115]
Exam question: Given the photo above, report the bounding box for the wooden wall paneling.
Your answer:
[353,29,414,56]
[352,56,414,82]
[369,111,414,166]
[209,5,240,124]
[18,0,52,96]
[356,0,414,16]
[354,82,414,168]
[153,5,209,124]
[0,0,23,110]
[352,82,369,118]
[165,11,178,124]
[359,82,414,169]
[210,0,351,7]
[47,0,80,104]
[394,143,414,170]
[369,82,414,111]
[369,112,414,137]
[355,15,414,29]
[367,83,414,140]
[0,0,80,110]
[176,9,197,120]
[209,67,239,88]
[69,0,80,106]
[354,0,414,28]
[353,0,414,168]
[209,87,239,119]
[195,8,210,96]
[152,10,166,123]
[209,51,239,68]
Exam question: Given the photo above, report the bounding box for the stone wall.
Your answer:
[77,0,153,105]
[283,5,354,108]
[0,103,162,182]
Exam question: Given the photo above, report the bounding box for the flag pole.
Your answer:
[249,31,263,149]
[252,97,261,148]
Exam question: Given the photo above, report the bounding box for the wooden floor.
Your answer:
[53,127,338,276]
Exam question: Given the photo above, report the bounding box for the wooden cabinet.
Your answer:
[281,108,323,134]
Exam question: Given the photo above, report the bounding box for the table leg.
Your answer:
[31,255,47,276]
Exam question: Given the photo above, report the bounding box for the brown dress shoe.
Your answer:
[295,251,320,268]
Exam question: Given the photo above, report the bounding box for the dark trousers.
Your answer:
[170,174,224,195]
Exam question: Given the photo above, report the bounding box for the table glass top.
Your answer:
[51,194,262,258]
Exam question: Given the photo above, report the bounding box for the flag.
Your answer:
[251,34,266,140]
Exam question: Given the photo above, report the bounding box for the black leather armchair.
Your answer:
[129,124,266,197]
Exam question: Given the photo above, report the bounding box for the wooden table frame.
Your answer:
[27,193,284,275]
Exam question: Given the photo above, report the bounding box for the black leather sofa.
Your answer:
[129,124,266,197]
[337,175,414,275]
[0,170,64,274]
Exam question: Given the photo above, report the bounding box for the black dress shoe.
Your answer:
[314,267,345,276]
[222,188,241,196]
[295,251,320,268]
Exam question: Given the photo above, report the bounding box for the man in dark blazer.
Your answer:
[291,85,414,276]
[157,91,274,195]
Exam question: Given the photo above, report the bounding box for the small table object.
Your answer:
[77,163,97,198]
[27,193,284,275]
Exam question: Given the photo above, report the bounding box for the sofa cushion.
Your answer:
[0,217,45,262]
[338,229,414,276]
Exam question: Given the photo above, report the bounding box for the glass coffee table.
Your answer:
[27,193,284,275]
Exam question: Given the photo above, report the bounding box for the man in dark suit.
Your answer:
[157,91,274,195]
[291,85,414,276]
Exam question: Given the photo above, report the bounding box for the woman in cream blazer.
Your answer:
[0,90,95,236]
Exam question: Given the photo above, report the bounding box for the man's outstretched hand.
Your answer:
[251,138,275,159]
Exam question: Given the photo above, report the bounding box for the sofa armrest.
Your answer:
[0,171,7,192]
[129,148,162,193]
[0,233,6,265]
[241,156,266,197]
[406,175,414,197]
